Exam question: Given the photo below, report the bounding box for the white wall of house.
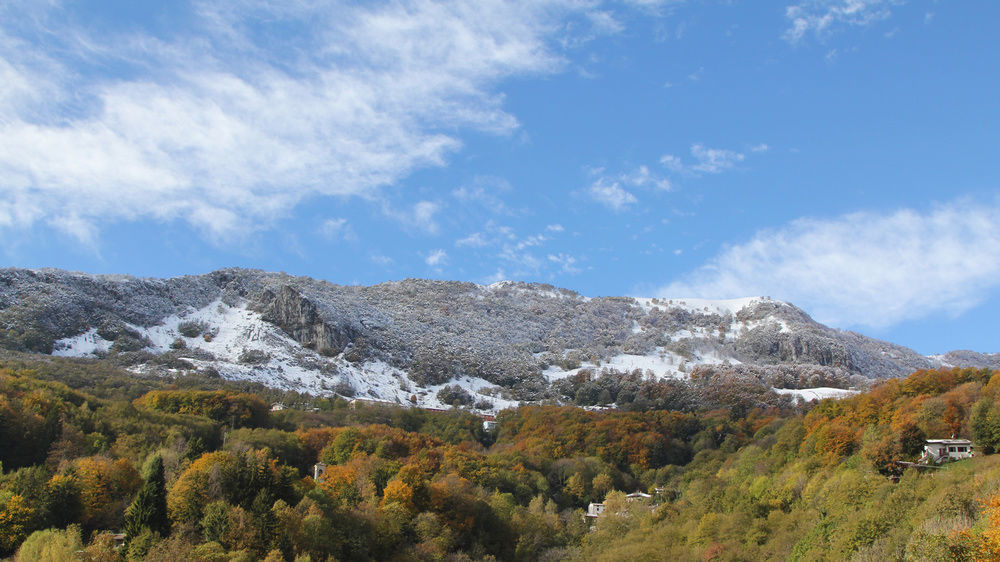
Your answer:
[921,440,973,463]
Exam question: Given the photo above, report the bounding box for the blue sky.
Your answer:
[2,0,999,355]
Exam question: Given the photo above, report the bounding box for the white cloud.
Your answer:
[452,176,512,214]
[455,220,518,248]
[425,249,448,266]
[50,213,101,250]
[548,252,582,274]
[319,218,354,240]
[456,232,489,247]
[623,164,672,190]
[660,143,745,175]
[495,229,553,275]
[689,143,745,173]
[412,201,441,234]
[370,254,394,266]
[0,1,626,242]
[660,199,1000,329]
[660,154,684,172]
[785,0,900,43]
[499,244,543,272]
[384,200,441,234]
[588,178,638,211]
[584,163,671,210]
[454,221,575,278]
[751,143,770,153]
[587,11,625,35]
[514,234,547,251]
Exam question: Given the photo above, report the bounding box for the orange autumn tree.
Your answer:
[73,456,140,530]
[974,492,1000,560]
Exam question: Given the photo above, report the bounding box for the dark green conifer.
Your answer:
[123,454,169,540]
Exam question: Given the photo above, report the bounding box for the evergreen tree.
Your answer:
[123,455,169,539]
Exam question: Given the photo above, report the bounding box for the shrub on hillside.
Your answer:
[178,320,208,338]
[437,385,474,407]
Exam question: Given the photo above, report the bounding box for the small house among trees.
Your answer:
[313,462,327,482]
[585,502,606,519]
[920,439,973,464]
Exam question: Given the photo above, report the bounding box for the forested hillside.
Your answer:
[3,353,1000,560]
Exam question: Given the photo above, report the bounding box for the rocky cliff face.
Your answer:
[0,267,990,407]
[255,285,361,357]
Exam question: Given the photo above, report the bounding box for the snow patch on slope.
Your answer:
[53,329,113,356]
[541,345,735,382]
[926,354,953,368]
[51,298,516,412]
[633,296,767,316]
[773,387,859,402]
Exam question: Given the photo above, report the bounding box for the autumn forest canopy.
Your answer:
[4,353,1000,560]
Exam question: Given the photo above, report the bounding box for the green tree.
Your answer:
[14,526,83,562]
[124,455,169,540]
[200,501,232,544]
[972,398,1000,454]
[41,473,81,528]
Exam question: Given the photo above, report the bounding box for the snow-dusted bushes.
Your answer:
[436,384,474,407]
[177,320,209,338]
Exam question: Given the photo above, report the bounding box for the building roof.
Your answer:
[925,439,972,445]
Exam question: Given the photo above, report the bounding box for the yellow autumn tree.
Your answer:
[382,478,417,513]
[318,463,361,507]
[0,494,34,554]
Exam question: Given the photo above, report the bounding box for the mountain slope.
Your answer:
[0,267,987,410]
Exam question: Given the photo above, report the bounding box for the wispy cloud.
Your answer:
[0,1,627,244]
[454,220,515,248]
[457,221,571,278]
[587,143,752,210]
[318,218,355,241]
[456,232,490,248]
[548,252,582,274]
[384,201,442,234]
[622,165,672,190]
[424,249,448,266]
[661,143,746,174]
[451,176,514,215]
[370,254,394,266]
[660,198,1000,329]
[784,0,901,43]
[588,178,638,211]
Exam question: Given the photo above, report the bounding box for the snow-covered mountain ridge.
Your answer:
[1,267,995,410]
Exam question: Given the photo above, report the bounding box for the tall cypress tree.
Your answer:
[124,454,169,539]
